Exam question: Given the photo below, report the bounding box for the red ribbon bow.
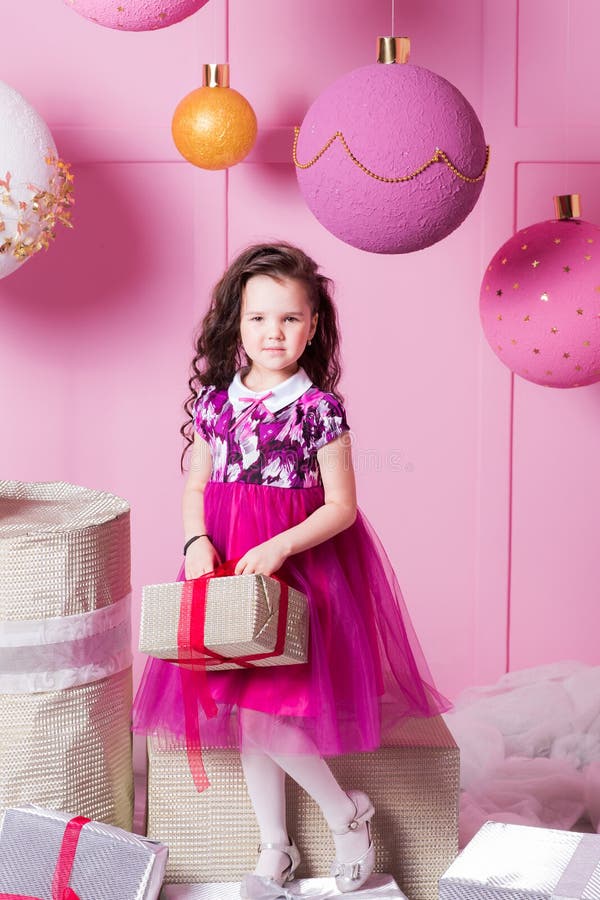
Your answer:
[0,815,89,900]
[175,559,290,792]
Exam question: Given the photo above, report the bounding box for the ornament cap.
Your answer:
[554,193,581,220]
[377,36,410,64]
[202,63,230,88]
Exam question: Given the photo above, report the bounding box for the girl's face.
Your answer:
[240,275,318,377]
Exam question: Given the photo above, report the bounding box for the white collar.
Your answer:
[228,366,313,414]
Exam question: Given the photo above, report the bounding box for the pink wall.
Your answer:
[1,0,599,701]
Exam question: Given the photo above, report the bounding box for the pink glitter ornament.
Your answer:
[64,0,209,31]
[294,36,489,255]
[480,195,600,388]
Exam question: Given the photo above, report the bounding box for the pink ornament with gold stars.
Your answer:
[480,195,600,388]
[64,0,209,31]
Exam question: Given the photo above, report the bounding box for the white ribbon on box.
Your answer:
[0,592,132,692]
[552,833,600,899]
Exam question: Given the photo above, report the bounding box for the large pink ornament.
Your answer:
[65,0,209,31]
[294,37,489,254]
[480,195,600,388]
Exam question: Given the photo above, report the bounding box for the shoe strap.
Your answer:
[258,840,299,872]
[329,802,374,835]
[259,841,294,854]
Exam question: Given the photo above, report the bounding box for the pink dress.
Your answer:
[132,366,450,756]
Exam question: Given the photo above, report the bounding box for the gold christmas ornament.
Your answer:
[172,63,257,171]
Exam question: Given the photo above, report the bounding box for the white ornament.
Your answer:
[0,81,73,280]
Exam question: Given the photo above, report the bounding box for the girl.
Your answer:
[133,243,450,899]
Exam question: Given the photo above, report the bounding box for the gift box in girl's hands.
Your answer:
[0,804,167,900]
[139,564,309,670]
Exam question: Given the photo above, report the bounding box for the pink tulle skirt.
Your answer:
[132,481,450,756]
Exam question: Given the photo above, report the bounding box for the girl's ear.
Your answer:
[310,312,319,339]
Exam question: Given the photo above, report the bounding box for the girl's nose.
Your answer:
[268,322,285,339]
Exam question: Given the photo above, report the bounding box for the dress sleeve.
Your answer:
[192,384,215,441]
[312,394,351,451]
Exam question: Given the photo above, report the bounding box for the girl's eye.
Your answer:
[249,315,298,322]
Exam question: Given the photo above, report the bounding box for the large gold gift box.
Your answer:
[0,480,134,829]
[147,716,459,900]
[140,573,309,669]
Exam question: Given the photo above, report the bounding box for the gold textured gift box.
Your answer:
[0,480,134,829]
[140,574,309,669]
[147,716,459,900]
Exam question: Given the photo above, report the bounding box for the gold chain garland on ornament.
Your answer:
[0,155,74,261]
[293,127,490,184]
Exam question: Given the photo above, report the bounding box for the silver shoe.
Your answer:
[240,838,301,900]
[330,790,376,893]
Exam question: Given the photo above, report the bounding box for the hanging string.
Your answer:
[225,0,230,63]
[212,0,217,62]
[564,0,571,195]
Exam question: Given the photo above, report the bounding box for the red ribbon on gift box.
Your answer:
[0,814,89,900]
[175,559,290,792]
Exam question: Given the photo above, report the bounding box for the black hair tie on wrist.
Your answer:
[183,534,210,556]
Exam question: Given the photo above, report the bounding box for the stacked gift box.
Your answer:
[140,569,459,900]
[147,718,458,900]
[0,480,134,829]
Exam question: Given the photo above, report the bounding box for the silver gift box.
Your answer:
[140,574,308,669]
[0,805,168,900]
[439,820,600,900]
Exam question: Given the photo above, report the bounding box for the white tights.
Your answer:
[240,711,367,878]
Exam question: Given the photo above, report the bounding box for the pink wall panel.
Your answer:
[518,0,600,127]
[510,375,600,670]
[2,0,599,706]
[19,2,211,128]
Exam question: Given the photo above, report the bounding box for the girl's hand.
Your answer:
[184,537,222,580]
[234,537,289,577]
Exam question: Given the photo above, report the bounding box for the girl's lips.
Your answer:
[264,347,285,352]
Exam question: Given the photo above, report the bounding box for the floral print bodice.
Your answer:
[193,367,350,488]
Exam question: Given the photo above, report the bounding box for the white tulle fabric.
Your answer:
[444,661,600,846]
[163,874,404,899]
[0,592,132,692]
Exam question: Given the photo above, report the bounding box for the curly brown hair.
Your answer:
[181,242,344,465]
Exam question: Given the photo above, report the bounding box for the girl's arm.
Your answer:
[279,432,357,554]
[182,431,222,578]
[234,432,357,575]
